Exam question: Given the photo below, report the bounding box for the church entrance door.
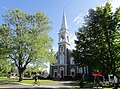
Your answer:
[55,72,57,78]
[61,70,64,78]
[71,68,75,77]
[60,67,64,79]
[54,69,57,78]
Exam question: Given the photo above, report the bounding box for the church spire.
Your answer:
[61,8,68,30]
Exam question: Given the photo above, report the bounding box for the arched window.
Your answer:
[60,67,64,78]
[60,35,65,41]
[54,69,57,78]
[67,36,69,42]
[70,68,75,77]
[70,57,74,64]
[60,53,64,64]
[60,46,64,52]
[79,67,83,74]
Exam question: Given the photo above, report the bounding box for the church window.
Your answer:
[86,66,89,74]
[60,35,65,41]
[67,36,69,42]
[56,59,58,63]
[54,69,57,78]
[60,53,64,64]
[60,67,64,78]
[79,67,83,74]
[70,57,74,64]
[70,68,75,77]
[60,46,64,52]
[83,67,86,74]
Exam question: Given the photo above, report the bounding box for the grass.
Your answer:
[0,77,17,82]
[20,79,53,84]
[103,88,120,89]
[0,77,53,85]
[0,77,120,89]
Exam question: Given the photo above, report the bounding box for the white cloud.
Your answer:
[69,33,77,50]
[70,0,120,51]
[99,0,120,12]
[53,46,58,53]
[73,14,81,22]
[73,0,120,26]
[73,14,84,26]
[110,0,120,12]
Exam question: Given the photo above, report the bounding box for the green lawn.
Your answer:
[0,77,53,84]
[103,88,120,89]
[0,77,120,89]
[0,77,17,82]
[20,79,53,84]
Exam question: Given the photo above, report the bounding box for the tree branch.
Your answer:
[9,54,19,67]
[23,56,32,68]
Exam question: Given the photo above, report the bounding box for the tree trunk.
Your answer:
[18,68,24,82]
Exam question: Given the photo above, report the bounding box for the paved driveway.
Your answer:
[0,80,79,89]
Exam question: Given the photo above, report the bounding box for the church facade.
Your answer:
[50,11,89,79]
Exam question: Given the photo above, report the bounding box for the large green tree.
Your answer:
[0,9,55,81]
[0,24,12,75]
[73,2,120,74]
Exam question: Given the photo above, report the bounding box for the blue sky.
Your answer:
[0,0,120,52]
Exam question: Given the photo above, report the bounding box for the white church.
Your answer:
[50,11,89,79]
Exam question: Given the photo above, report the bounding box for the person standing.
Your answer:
[113,74,119,89]
[33,73,40,86]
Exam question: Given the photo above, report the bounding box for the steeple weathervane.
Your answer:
[61,8,68,30]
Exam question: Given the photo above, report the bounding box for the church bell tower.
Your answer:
[57,10,70,77]
[50,9,89,79]
[58,10,70,64]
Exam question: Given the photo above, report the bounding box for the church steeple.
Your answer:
[59,9,70,45]
[61,9,68,30]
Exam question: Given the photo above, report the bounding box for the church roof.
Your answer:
[61,9,68,30]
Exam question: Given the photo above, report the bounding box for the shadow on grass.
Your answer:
[0,77,53,85]
[0,77,21,85]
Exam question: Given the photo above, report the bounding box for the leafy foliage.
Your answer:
[0,9,55,81]
[73,2,120,74]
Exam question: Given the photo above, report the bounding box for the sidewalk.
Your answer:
[0,81,79,89]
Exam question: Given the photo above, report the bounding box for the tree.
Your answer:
[0,58,11,75]
[73,2,120,74]
[0,24,12,75]
[0,9,55,81]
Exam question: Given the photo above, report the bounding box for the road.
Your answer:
[0,80,79,89]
